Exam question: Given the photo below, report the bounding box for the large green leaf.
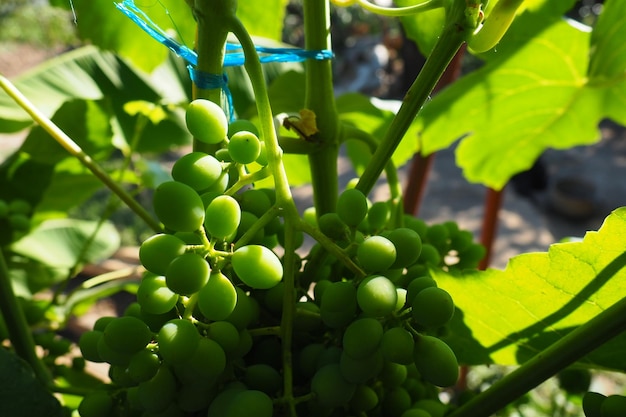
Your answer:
[437,207,626,370]
[413,0,626,190]
[396,1,445,57]
[238,1,290,41]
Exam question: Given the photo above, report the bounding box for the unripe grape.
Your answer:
[311,364,357,407]
[228,119,259,137]
[387,228,422,268]
[137,365,177,412]
[357,236,396,273]
[172,152,223,192]
[128,349,161,383]
[343,318,383,359]
[8,214,30,231]
[412,399,448,417]
[350,384,379,412]
[103,316,152,354]
[225,287,257,330]
[238,188,272,218]
[0,200,8,218]
[139,233,187,276]
[235,211,265,244]
[157,319,200,366]
[153,181,205,232]
[379,361,408,388]
[185,99,228,144]
[406,276,438,307]
[231,245,283,289]
[228,131,262,164]
[176,337,226,383]
[418,243,441,265]
[8,199,31,214]
[320,281,357,328]
[318,212,350,241]
[165,253,210,296]
[382,387,412,417]
[600,395,626,417]
[413,335,458,387]
[340,349,384,383]
[411,287,455,328]
[78,330,105,363]
[337,188,368,227]
[78,391,113,417]
[197,270,238,321]
[367,201,390,232]
[582,391,605,417]
[381,327,415,365]
[137,273,179,315]
[96,335,132,366]
[227,390,273,417]
[207,321,240,353]
[557,368,591,394]
[244,364,282,396]
[357,275,397,317]
[400,409,431,417]
[256,141,268,166]
[205,195,241,239]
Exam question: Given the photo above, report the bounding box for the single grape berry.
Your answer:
[102,316,152,354]
[231,245,283,289]
[185,99,228,144]
[357,236,397,273]
[381,327,415,365]
[78,391,113,417]
[311,364,357,408]
[197,270,238,321]
[153,181,205,232]
[343,317,383,359]
[320,281,358,328]
[411,287,455,328]
[228,131,262,164]
[387,227,422,268]
[165,253,210,296]
[139,233,187,276]
[137,273,179,315]
[228,119,259,137]
[336,188,368,227]
[172,152,223,192]
[413,335,458,387]
[367,201,390,232]
[157,319,200,366]
[357,275,398,317]
[205,195,241,239]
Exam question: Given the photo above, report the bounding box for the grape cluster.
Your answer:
[0,197,33,245]
[77,99,476,417]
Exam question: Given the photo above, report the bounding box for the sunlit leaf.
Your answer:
[396,1,445,57]
[238,1,290,41]
[437,207,626,370]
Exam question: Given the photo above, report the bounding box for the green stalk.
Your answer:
[0,75,163,234]
[355,0,475,195]
[303,0,340,216]
[449,293,626,416]
[0,250,52,386]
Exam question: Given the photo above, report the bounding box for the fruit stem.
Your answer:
[0,249,52,386]
[0,75,163,234]
[356,0,443,16]
[355,0,479,195]
[448,253,626,417]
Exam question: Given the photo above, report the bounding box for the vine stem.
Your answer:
[356,0,479,196]
[0,249,52,386]
[356,0,443,16]
[0,75,163,234]
[448,255,626,417]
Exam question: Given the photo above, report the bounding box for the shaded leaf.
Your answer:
[11,219,120,269]
[396,1,445,57]
[0,348,62,417]
[437,207,626,370]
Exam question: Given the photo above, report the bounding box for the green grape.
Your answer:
[103,316,152,354]
[379,361,408,388]
[412,399,448,417]
[244,364,282,395]
[336,188,368,227]
[128,349,161,383]
[207,386,247,417]
[582,392,605,417]
[185,99,228,144]
[367,201,391,232]
[418,244,441,265]
[406,276,437,307]
[137,273,179,315]
[235,211,265,244]
[456,244,487,269]
[165,253,210,296]
[343,318,383,359]
[78,330,105,363]
[207,321,240,353]
[205,171,229,194]
[238,188,272,218]
[96,335,132,366]
[157,319,200,366]
[228,131,262,164]
[228,119,259,137]
[387,228,422,268]
[197,270,238,321]
[403,216,427,238]
[225,287,257,330]
[382,387,412,417]
[175,338,226,383]
[294,301,322,332]
[205,195,241,239]
[227,390,273,417]
[350,384,379,412]
[557,368,591,395]
[600,395,626,417]
[78,391,113,417]
[318,212,350,241]
[450,230,474,252]
[137,365,177,412]
[297,343,325,378]
[395,288,407,313]
[413,335,458,387]
[276,222,304,249]
[311,364,357,408]
[108,364,135,387]
[357,236,397,273]
[91,315,114,331]
[177,383,216,413]
[381,327,415,365]
[357,275,398,317]
[231,245,283,289]
[153,181,205,232]
[320,281,358,328]
[234,329,253,358]
[215,148,232,162]
[303,206,317,227]
[425,224,450,251]
[264,281,284,314]
[400,409,432,417]
[139,234,187,276]
[316,346,343,369]
[340,349,384,383]
[411,287,455,328]
[171,151,223,192]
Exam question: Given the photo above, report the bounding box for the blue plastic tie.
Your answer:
[115,0,333,120]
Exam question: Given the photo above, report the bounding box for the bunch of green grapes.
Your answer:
[0,197,33,245]
[76,99,479,417]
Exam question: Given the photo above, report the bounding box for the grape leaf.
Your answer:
[413,0,626,190]
[396,1,445,57]
[437,207,626,370]
[237,1,290,41]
